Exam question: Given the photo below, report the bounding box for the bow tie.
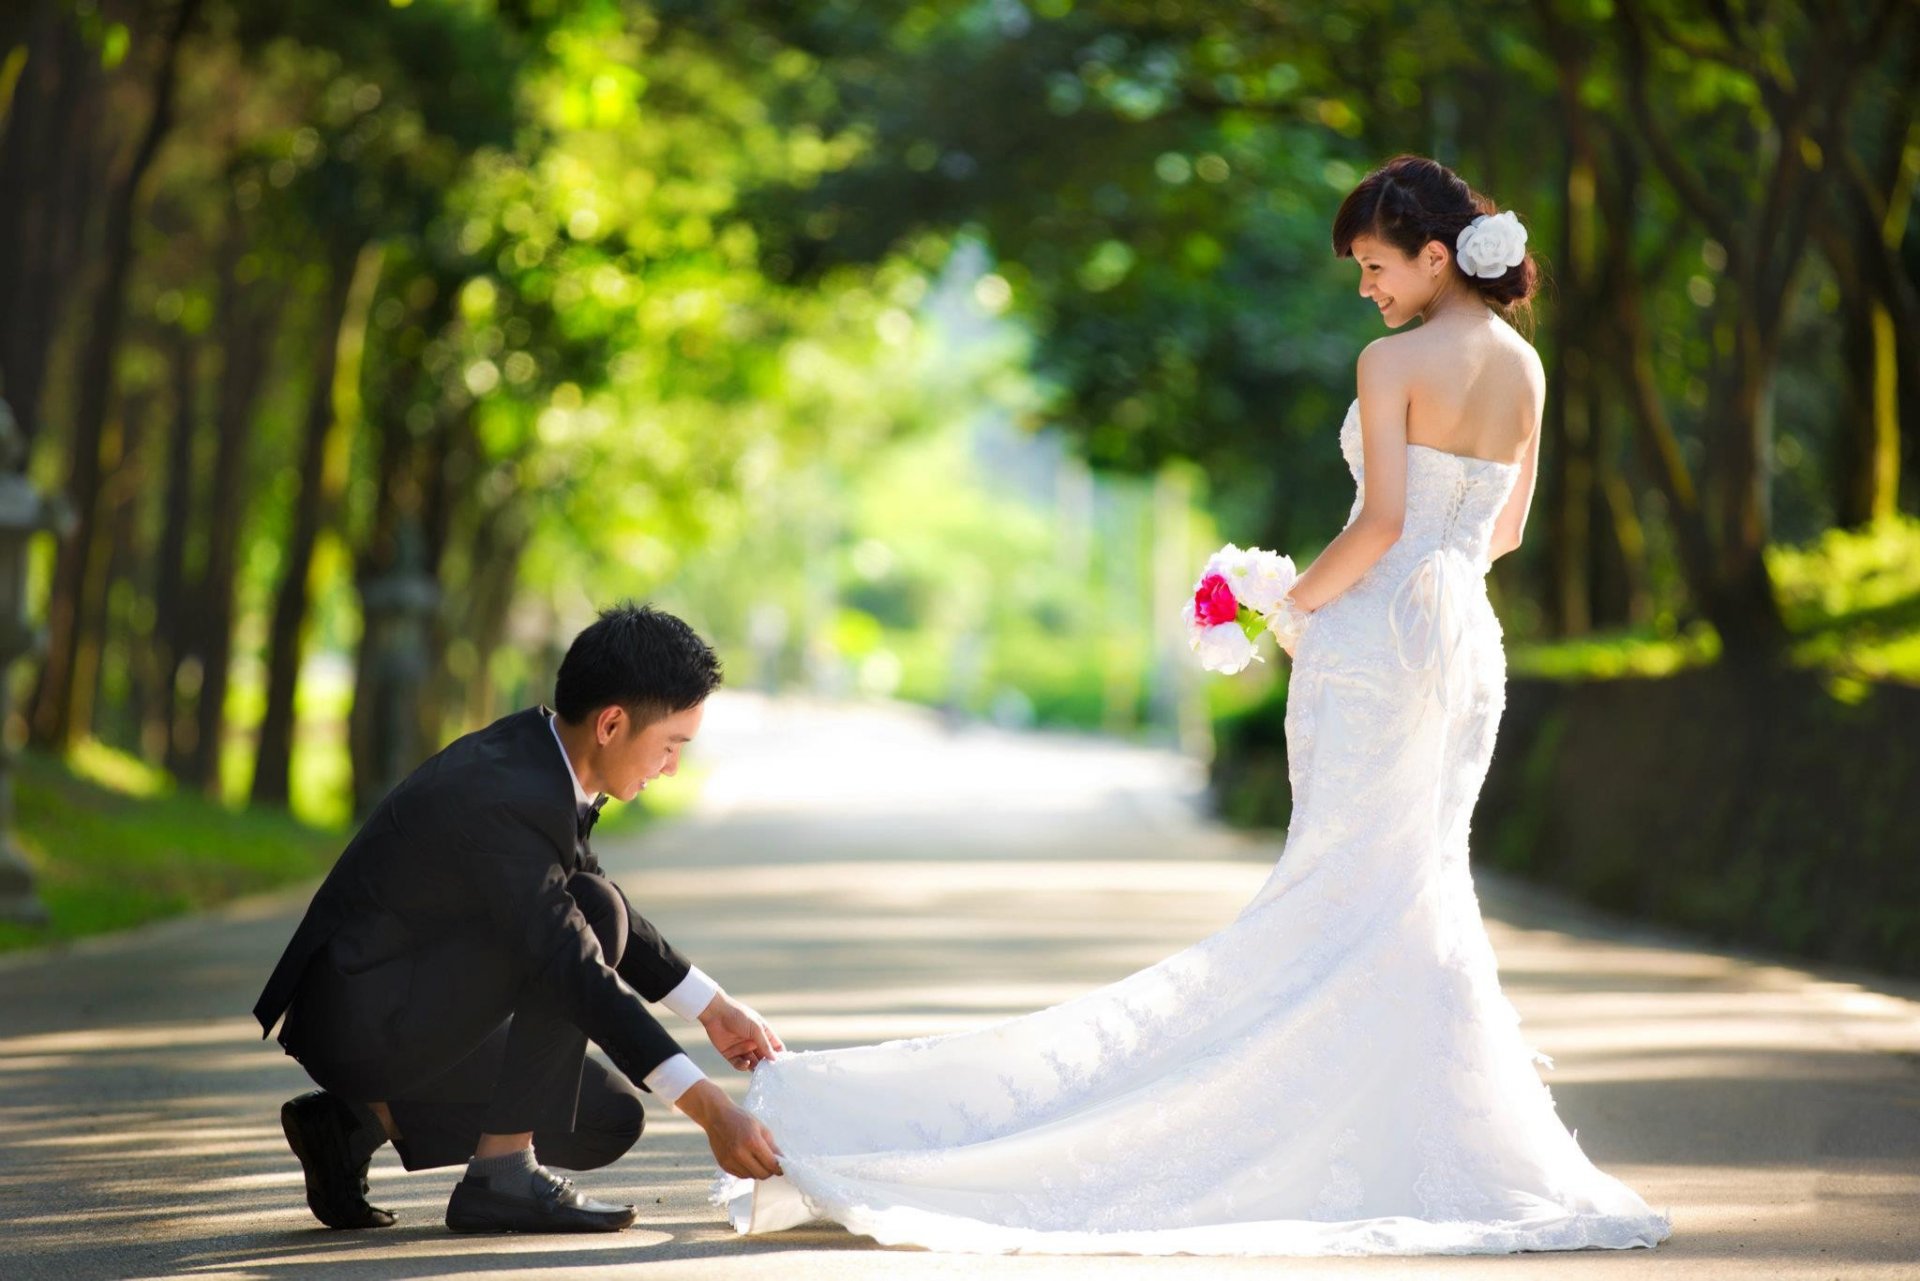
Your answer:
[576,798,606,843]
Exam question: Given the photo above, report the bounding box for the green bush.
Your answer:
[0,747,344,953]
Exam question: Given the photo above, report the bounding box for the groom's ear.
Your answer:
[598,702,658,741]
[592,703,626,745]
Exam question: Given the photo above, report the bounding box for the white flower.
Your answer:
[1455,210,1527,279]
[1201,542,1251,581]
[1183,542,1303,674]
[1223,546,1298,615]
[1183,608,1260,674]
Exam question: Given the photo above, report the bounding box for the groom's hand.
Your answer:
[676,1080,784,1180]
[698,992,786,1071]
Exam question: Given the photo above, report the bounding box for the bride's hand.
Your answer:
[1268,593,1311,659]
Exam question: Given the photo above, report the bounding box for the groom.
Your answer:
[253,602,783,1233]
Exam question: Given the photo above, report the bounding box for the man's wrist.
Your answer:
[661,965,722,1021]
[641,1053,707,1104]
[673,1077,730,1125]
[695,990,732,1024]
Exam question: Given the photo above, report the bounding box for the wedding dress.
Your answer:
[713,397,1673,1255]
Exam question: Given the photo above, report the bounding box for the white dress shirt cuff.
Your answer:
[642,1053,707,1104]
[660,965,721,1021]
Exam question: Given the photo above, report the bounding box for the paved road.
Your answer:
[2,694,1917,1279]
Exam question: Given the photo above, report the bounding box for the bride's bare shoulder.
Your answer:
[1360,320,1543,400]
[1358,326,1455,386]
[1500,327,1548,416]
[1487,315,1546,377]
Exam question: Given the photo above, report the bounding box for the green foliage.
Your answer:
[0,747,343,953]
[1207,668,1295,829]
[669,386,1180,731]
[1509,516,1920,685]
[697,0,1402,550]
[1486,705,1566,876]
[1770,515,1920,683]
[1509,621,1721,681]
[0,727,671,951]
[10,0,1915,843]
[221,659,356,827]
[1213,643,1920,975]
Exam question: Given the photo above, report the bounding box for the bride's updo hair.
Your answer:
[1331,154,1539,331]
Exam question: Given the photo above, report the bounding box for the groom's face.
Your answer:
[600,700,705,803]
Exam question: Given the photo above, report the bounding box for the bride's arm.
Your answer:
[1488,405,1542,561]
[1284,345,1409,614]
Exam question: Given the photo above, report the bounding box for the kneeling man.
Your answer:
[254,602,782,1233]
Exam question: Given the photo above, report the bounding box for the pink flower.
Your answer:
[1194,573,1239,626]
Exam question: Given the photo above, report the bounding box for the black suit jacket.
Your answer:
[253,705,688,1090]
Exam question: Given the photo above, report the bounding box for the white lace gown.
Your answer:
[713,398,1673,1255]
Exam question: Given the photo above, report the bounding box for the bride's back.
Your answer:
[1386,313,1544,466]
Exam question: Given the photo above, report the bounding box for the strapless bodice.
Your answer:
[1338,398,1521,574]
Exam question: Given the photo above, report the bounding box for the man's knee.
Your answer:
[567,872,629,969]
[542,1083,645,1171]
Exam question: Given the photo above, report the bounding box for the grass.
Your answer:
[1,717,683,956]
[1768,514,1920,683]
[10,515,1911,955]
[0,742,344,954]
[1508,618,1722,680]
[218,654,356,829]
[1510,514,1920,685]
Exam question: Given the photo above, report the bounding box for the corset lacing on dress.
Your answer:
[1339,398,1521,717]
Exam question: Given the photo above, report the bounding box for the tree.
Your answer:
[1601,0,1913,659]
[19,0,201,751]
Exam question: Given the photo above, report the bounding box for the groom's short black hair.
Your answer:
[554,602,722,729]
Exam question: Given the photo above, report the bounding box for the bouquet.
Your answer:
[1182,544,1299,674]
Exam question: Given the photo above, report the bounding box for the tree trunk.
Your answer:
[423,486,529,740]
[1546,136,1599,636]
[1591,401,1650,628]
[92,389,154,752]
[346,276,453,810]
[1602,217,1720,623]
[347,422,415,815]
[1703,327,1789,662]
[1900,315,1920,512]
[29,0,202,751]
[153,330,202,772]
[462,514,528,728]
[0,3,98,451]
[1824,114,1916,525]
[180,205,282,797]
[415,398,477,748]
[251,238,373,808]
[1532,0,1651,636]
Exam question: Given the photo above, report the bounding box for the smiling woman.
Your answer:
[709,154,1660,1254]
[1332,153,1540,336]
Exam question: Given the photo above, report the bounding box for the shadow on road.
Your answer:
[2,695,1916,1278]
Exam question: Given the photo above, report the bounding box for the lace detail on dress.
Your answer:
[710,396,1672,1257]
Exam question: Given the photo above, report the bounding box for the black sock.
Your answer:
[343,1099,388,1161]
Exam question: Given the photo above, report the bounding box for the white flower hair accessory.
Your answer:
[1455,210,1527,279]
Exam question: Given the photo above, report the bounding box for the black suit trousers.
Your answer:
[284,871,658,1171]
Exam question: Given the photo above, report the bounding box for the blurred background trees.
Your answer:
[1,0,1914,957]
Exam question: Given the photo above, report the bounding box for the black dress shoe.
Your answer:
[280,1090,396,1229]
[445,1164,637,1234]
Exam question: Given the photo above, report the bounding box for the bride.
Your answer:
[712,154,1673,1256]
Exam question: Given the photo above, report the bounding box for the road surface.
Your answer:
[2,693,1915,1278]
